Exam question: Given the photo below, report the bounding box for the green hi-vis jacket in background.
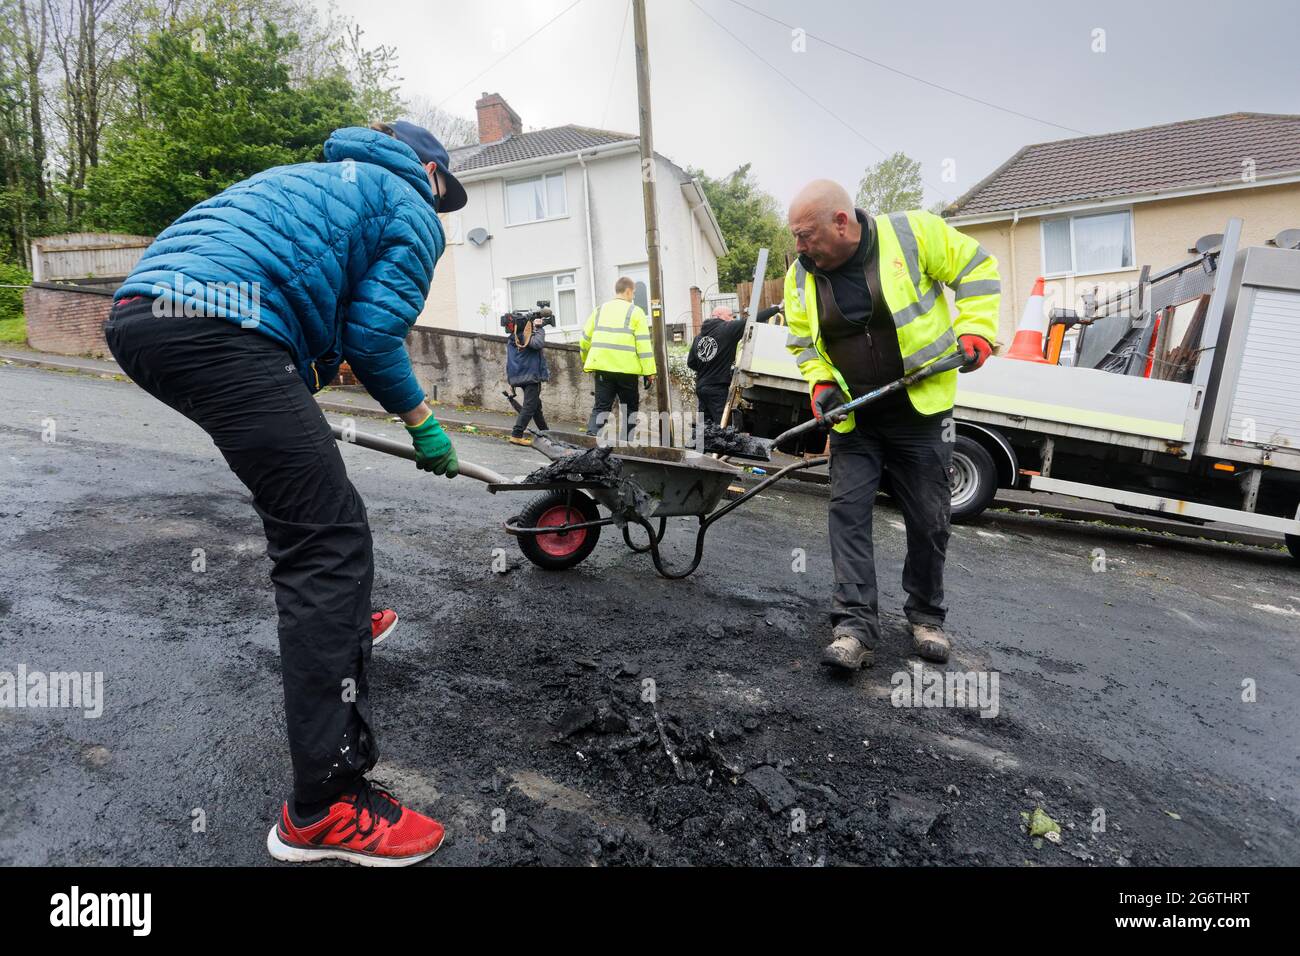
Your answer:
[580,299,658,375]
[783,209,1000,432]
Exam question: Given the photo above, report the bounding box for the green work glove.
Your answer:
[405,413,459,477]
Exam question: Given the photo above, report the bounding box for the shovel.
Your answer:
[705,349,972,462]
[329,422,506,484]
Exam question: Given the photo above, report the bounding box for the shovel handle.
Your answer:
[772,349,971,450]
[329,422,506,485]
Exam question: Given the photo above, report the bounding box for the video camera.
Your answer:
[500,300,556,332]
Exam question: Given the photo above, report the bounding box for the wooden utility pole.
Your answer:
[632,0,673,443]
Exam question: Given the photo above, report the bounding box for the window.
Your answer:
[509,271,578,327]
[440,211,463,245]
[504,171,567,225]
[1041,210,1134,276]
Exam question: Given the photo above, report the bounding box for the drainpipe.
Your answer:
[1008,209,1021,343]
[578,152,597,315]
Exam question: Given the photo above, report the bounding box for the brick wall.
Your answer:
[23,282,116,357]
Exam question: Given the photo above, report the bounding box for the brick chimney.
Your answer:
[475,92,522,144]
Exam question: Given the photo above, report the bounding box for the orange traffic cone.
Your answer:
[1005,277,1050,363]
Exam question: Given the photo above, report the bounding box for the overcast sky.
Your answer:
[318,0,1300,210]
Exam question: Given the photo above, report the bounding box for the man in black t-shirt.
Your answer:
[688,305,779,425]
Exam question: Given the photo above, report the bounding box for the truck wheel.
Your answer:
[516,490,602,571]
[950,436,998,523]
[1286,534,1300,565]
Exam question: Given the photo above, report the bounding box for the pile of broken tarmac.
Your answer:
[439,617,1267,867]
[701,423,772,460]
[523,446,651,523]
[524,446,622,485]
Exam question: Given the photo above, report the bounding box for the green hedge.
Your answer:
[0,262,31,344]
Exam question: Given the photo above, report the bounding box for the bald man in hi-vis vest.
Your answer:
[783,180,999,670]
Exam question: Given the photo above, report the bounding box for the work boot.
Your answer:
[508,435,533,446]
[821,630,873,670]
[911,623,951,663]
[371,609,398,646]
[267,778,445,867]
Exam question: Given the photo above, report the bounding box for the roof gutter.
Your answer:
[947,169,1300,226]
[455,140,640,183]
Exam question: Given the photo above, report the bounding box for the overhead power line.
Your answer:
[718,0,1086,135]
[602,0,633,129]
[687,0,955,199]
[686,0,893,159]
[436,0,587,109]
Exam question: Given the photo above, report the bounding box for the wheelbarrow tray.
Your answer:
[530,430,741,519]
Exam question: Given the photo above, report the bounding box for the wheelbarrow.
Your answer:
[495,349,972,578]
[330,349,970,580]
[492,430,830,578]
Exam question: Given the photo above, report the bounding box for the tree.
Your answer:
[49,0,138,224]
[689,163,793,290]
[14,0,48,223]
[328,21,402,124]
[0,0,59,263]
[855,151,923,217]
[84,17,364,235]
[405,94,476,148]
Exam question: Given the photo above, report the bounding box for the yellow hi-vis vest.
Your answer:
[580,298,658,375]
[783,209,1000,432]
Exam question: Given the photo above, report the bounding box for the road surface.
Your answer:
[1,364,1297,866]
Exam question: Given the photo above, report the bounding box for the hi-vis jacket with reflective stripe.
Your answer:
[580,298,658,375]
[783,209,999,432]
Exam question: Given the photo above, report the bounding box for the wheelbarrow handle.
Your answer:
[329,422,507,485]
[772,349,971,449]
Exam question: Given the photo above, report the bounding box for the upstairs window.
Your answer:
[504,171,567,225]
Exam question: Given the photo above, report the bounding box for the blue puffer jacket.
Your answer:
[116,127,445,413]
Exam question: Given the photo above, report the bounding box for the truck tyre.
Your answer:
[1287,534,1300,565]
[950,435,998,523]
[515,490,602,571]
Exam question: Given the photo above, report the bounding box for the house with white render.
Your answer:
[418,92,726,343]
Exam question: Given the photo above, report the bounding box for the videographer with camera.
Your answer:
[503,302,553,446]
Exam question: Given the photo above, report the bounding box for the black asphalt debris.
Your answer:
[525,445,621,485]
[743,765,799,813]
[701,423,774,461]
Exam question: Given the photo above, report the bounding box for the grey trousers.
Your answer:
[828,412,952,645]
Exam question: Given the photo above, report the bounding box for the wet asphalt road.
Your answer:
[1,363,1298,866]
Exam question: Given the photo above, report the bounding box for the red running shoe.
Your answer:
[371,609,398,646]
[267,779,445,867]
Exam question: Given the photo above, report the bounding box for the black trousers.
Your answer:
[105,299,377,803]
[695,382,730,426]
[828,411,952,645]
[585,371,640,439]
[511,381,548,437]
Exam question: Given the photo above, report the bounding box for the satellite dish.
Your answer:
[467,227,490,247]
[1271,228,1300,250]
[1193,233,1222,255]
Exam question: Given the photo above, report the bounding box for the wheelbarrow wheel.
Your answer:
[516,490,602,571]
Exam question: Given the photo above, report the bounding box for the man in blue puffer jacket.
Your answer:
[107,121,465,867]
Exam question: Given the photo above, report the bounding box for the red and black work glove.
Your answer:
[811,382,848,423]
[958,334,993,372]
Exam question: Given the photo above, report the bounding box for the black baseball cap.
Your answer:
[390,120,468,213]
